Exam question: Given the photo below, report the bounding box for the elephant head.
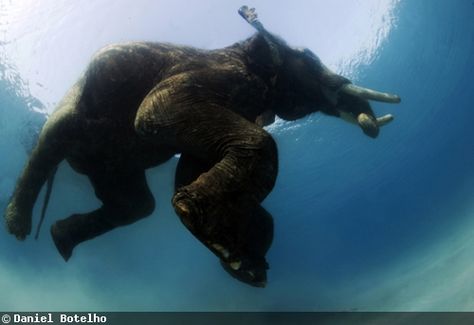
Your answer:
[239,6,400,138]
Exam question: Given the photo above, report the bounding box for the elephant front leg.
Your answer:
[135,77,278,286]
[172,137,277,287]
[174,154,275,287]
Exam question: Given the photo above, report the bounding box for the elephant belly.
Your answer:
[65,129,176,175]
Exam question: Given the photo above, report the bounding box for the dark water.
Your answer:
[0,0,473,311]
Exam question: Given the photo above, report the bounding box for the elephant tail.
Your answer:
[34,166,58,240]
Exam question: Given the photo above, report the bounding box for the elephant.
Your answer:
[4,6,400,287]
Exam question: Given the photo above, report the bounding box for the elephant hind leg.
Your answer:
[5,86,81,240]
[51,169,154,261]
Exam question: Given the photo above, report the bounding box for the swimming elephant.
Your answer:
[4,6,400,287]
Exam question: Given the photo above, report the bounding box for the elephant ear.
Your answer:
[238,6,284,66]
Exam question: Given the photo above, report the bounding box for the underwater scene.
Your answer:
[0,0,473,312]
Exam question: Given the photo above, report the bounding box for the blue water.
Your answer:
[0,0,473,311]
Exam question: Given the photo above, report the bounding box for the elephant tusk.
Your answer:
[376,114,394,126]
[357,113,379,138]
[341,84,401,103]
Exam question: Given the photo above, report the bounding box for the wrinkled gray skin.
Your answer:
[4,27,399,287]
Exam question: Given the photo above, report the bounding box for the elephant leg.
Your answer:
[219,205,273,287]
[136,79,278,286]
[4,84,80,240]
[175,153,274,287]
[50,169,155,261]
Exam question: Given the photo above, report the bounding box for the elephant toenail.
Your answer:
[175,201,190,218]
[230,260,242,270]
[212,243,230,259]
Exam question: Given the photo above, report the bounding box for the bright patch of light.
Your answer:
[0,0,400,113]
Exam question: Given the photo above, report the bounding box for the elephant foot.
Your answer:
[50,222,75,262]
[220,257,269,288]
[173,189,240,262]
[4,201,32,241]
[173,187,271,288]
